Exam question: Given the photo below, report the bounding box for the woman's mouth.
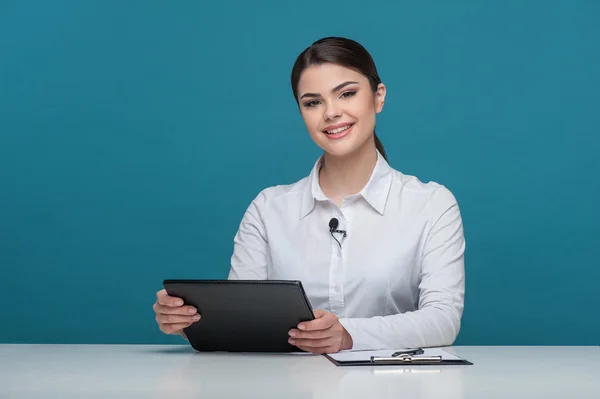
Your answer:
[322,123,354,140]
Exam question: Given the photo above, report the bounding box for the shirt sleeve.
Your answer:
[338,185,466,350]
[227,190,269,280]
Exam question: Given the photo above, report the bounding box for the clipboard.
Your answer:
[324,347,473,366]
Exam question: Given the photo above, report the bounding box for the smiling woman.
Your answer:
[153,37,466,355]
[291,37,388,164]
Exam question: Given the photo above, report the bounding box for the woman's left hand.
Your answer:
[288,309,353,354]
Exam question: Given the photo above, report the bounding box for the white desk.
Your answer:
[1,345,598,398]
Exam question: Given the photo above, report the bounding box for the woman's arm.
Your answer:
[227,190,269,280]
[339,186,466,350]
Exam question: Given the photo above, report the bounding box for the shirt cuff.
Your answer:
[338,318,386,351]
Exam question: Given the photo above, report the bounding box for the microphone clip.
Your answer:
[331,228,347,237]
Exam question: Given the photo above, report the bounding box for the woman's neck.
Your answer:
[319,141,378,206]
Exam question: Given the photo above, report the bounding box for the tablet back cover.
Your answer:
[163,280,315,352]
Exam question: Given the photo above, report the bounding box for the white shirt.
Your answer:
[228,150,466,350]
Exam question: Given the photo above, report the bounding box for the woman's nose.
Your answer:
[323,101,342,121]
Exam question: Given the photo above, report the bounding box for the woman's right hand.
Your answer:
[154,289,201,336]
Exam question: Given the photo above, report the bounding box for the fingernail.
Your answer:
[289,331,296,337]
[176,300,183,306]
[188,308,196,314]
[298,324,305,330]
[288,338,295,344]
[193,315,201,321]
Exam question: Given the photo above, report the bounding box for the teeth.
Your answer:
[326,125,352,134]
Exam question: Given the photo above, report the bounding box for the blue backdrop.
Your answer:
[1,1,598,345]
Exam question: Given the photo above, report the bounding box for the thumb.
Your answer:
[313,309,328,318]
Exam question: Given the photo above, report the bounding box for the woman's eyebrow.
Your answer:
[300,81,359,99]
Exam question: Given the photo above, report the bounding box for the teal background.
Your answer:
[1,1,598,345]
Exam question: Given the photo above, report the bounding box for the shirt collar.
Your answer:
[300,150,393,219]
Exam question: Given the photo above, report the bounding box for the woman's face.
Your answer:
[296,63,386,158]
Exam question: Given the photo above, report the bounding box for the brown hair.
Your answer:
[290,36,387,161]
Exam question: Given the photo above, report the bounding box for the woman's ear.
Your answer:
[375,83,386,113]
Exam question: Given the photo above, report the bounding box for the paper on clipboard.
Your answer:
[328,348,463,362]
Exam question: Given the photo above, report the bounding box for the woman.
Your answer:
[153,37,466,354]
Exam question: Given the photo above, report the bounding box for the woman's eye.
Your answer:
[302,92,355,108]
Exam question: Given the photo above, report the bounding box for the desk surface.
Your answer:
[1,345,599,398]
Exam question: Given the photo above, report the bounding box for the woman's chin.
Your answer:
[322,143,361,158]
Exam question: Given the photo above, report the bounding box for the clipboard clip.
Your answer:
[370,355,442,364]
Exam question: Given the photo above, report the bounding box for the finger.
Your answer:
[156,289,184,307]
[289,328,329,340]
[313,309,328,318]
[298,312,335,331]
[153,302,197,316]
[157,313,201,325]
[289,337,334,348]
[161,322,194,335]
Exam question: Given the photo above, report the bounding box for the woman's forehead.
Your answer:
[298,63,366,91]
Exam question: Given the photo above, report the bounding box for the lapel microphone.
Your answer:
[329,218,347,248]
[328,218,347,237]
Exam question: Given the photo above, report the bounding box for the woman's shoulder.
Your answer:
[389,168,459,208]
[245,175,311,210]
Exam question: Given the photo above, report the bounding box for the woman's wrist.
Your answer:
[340,327,353,350]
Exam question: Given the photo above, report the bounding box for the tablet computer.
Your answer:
[162,279,315,352]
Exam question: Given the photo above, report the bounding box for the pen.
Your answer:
[392,348,424,357]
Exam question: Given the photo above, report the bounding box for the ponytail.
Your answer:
[374,132,388,162]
